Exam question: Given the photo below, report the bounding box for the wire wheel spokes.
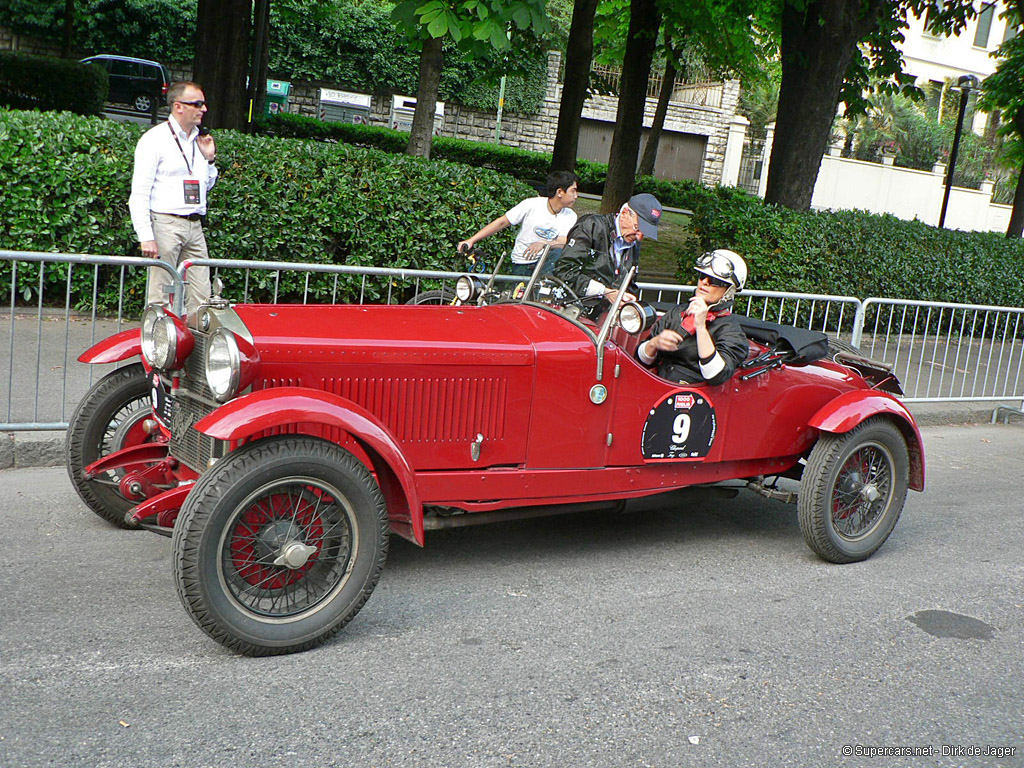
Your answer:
[832,442,894,541]
[220,479,356,619]
[94,397,151,488]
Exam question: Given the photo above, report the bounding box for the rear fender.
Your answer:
[808,390,925,491]
[195,387,424,545]
[78,329,143,365]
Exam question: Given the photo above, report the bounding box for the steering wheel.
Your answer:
[529,275,585,306]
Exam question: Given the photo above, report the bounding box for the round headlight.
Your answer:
[618,302,656,335]
[455,276,477,303]
[141,306,178,369]
[206,328,240,402]
[140,305,164,367]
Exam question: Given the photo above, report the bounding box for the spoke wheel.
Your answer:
[132,93,153,112]
[65,363,153,528]
[405,288,456,305]
[799,418,909,563]
[172,437,388,656]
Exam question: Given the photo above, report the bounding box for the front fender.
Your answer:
[808,390,925,491]
[78,328,142,364]
[195,387,424,545]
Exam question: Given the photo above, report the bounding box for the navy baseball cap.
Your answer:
[627,193,662,240]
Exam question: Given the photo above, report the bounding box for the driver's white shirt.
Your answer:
[505,196,577,264]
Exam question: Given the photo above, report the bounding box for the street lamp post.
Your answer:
[938,74,981,229]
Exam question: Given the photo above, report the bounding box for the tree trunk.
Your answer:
[549,0,599,174]
[406,36,444,159]
[60,0,74,58]
[1007,107,1024,238]
[247,0,271,129]
[637,41,677,179]
[600,0,660,212]
[193,0,253,130]
[764,0,885,210]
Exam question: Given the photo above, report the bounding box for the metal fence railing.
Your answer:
[2,250,1023,431]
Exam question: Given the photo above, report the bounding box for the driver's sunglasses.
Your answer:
[694,271,731,289]
[176,99,206,108]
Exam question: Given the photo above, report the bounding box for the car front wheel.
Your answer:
[798,418,909,563]
[172,436,389,656]
[65,363,153,528]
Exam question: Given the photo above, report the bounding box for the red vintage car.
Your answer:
[66,270,924,656]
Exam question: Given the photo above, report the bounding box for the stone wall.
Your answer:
[282,50,741,185]
[0,27,64,57]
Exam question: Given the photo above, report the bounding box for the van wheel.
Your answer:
[133,93,154,112]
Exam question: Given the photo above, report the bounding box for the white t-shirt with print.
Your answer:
[505,197,578,264]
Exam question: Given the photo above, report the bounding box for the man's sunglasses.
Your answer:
[176,99,207,108]
[694,271,731,289]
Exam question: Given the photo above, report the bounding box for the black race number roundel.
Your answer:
[641,391,716,460]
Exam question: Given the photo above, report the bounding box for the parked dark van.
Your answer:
[80,54,170,113]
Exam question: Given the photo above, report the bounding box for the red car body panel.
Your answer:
[808,389,925,490]
[78,328,143,364]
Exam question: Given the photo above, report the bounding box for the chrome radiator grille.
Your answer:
[168,330,223,472]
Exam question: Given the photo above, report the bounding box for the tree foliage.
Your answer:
[391,0,549,157]
[0,0,550,114]
[765,0,978,211]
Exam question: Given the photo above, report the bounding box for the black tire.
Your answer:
[172,436,389,656]
[132,93,153,113]
[65,363,152,528]
[798,418,909,563]
[406,288,456,305]
[827,336,862,357]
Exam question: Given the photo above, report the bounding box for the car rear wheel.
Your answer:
[798,418,909,563]
[172,436,389,656]
[132,93,154,112]
[66,363,152,528]
[406,288,456,305]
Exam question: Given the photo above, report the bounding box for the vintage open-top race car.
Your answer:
[66,265,924,656]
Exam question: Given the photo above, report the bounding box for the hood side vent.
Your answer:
[325,376,509,443]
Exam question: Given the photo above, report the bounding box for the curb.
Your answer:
[3,402,1020,471]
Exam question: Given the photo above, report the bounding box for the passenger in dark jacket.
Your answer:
[637,249,751,385]
[555,193,662,317]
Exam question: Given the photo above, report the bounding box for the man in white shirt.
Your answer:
[128,81,218,316]
[458,170,579,275]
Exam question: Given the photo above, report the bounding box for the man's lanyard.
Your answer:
[169,122,196,176]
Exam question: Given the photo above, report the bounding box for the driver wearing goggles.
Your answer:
[637,249,751,386]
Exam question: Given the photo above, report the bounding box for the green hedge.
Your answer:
[0,108,532,313]
[0,51,107,115]
[682,184,1024,306]
[4,108,1023,314]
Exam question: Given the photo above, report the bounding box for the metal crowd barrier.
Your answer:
[2,250,1023,432]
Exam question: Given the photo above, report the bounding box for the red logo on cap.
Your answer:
[652,208,661,219]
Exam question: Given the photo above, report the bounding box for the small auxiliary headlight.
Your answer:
[455,275,477,303]
[618,302,656,335]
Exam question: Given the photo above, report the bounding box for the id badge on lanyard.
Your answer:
[183,179,200,205]
[171,123,201,206]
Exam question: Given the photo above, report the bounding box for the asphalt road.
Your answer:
[0,423,1021,768]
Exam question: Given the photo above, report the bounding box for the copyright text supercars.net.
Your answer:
[842,745,1017,758]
